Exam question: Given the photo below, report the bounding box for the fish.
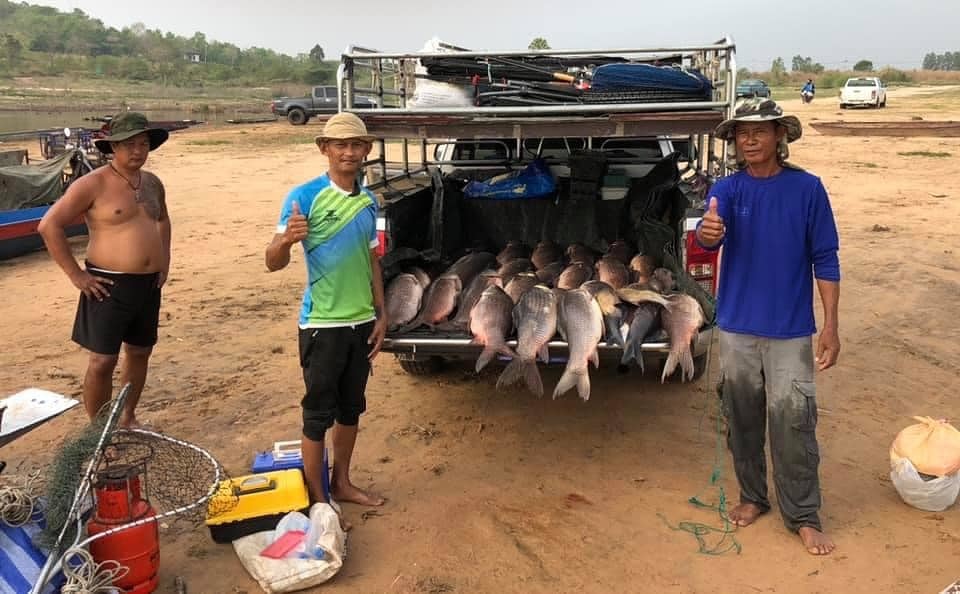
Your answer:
[446,251,498,286]
[442,269,502,331]
[553,287,604,401]
[531,240,563,270]
[629,254,656,280]
[535,261,565,287]
[660,293,706,383]
[394,273,463,333]
[566,243,596,267]
[497,241,529,266]
[581,280,625,348]
[504,272,539,304]
[557,262,593,290]
[605,240,634,265]
[617,283,669,307]
[469,285,516,372]
[595,255,630,289]
[496,285,558,397]
[498,258,534,285]
[620,302,662,371]
[385,273,424,331]
[652,268,676,293]
[406,266,432,289]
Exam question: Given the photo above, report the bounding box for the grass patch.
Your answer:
[898,151,952,158]
[852,161,880,168]
[185,139,233,146]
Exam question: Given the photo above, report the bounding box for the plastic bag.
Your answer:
[890,416,960,476]
[890,458,960,512]
[409,78,474,108]
[233,503,346,593]
[464,159,556,200]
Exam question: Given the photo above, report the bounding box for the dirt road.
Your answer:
[1,85,958,594]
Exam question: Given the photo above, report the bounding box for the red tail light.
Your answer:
[685,230,718,296]
[375,217,388,257]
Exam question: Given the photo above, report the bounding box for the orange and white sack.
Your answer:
[889,416,960,477]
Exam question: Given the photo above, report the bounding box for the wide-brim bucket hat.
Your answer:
[315,112,377,144]
[715,97,802,143]
[94,112,169,154]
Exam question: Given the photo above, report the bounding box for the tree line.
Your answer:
[0,0,336,86]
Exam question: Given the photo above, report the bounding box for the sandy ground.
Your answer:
[2,85,959,594]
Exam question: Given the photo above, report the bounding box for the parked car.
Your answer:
[839,77,887,109]
[270,85,379,125]
[736,79,771,99]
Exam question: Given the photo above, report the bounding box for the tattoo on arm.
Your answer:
[140,173,167,221]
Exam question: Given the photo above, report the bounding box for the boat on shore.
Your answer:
[810,120,960,137]
[0,149,93,261]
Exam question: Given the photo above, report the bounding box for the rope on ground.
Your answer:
[658,328,742,555]
[60,546,129,594]
[0,471,42,527]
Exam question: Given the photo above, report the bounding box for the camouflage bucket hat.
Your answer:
[94,112,169,154]
[715,98,803,143]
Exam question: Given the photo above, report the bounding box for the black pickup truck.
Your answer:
[270,85,379,125]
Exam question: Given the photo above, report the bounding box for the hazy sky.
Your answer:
[30,0,957,70]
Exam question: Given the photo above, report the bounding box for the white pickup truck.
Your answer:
[839,77,887,109]
[328,39,737,380]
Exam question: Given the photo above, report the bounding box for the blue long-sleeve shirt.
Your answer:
[697,167,840,338]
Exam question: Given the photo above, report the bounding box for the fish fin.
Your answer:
[394,316,423,335]
[497,344,518,359]
[604,316,625,348]
[679,347,695,383]
[538,344,550,364]
[553,369,591,401]
[661,349,678,383]
[497,358,543,397]
[475,346,495,373]
[434,320,466,333]
[590,348,599,369]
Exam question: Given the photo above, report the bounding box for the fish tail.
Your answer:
[605,315,625,348]
[553,368,591,401]
[394,315,423,335]
[620,338,643,371]
[498,357,542,396]
[475,345,495,373]
[661,343,693,383]
[679,347,695,383]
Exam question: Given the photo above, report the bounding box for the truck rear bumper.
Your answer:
[382,326,715,363]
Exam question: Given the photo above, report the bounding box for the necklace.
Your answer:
[108,163,142,202]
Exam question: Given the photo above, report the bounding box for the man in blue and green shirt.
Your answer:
[266,112,387,515]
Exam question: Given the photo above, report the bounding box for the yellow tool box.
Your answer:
[205,469,309,544]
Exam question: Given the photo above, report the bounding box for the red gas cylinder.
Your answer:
[87,471,160,594]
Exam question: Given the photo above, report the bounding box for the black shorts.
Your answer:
[71,262,162,356]
[298,322,373,438]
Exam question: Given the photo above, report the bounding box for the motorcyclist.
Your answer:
[801,79,815,103]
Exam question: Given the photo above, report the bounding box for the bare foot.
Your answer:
[727,502,765,527]
[799,527,835,555]
[331,482,385,507]
[118,416,153,430]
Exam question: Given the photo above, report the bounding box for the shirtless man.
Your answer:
[38,113,170,428]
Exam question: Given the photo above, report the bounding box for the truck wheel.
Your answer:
[839,104,847,109]
[397,356,444,376]
[287,109,308,126]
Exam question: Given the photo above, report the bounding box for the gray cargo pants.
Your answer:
[718,330,822,532]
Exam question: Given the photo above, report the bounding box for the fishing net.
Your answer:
[31,384,235,593]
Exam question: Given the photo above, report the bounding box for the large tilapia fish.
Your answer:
[446,251,498,286]
[581,280,625,348]
[596,255,630,289]
[605,240,635,266]
[385,273,424,331]
[553,287,603,401]
[497,241,529,266]
[496,285,558,397]
[660,293,706,383]
[557,262,593,290]
[394,273,462,333]
[442,269,502,331]
[498,258,535,286]
[629,254,656,281]
[535,261,565,287]
[566,243,596,267]
[531,240,563,270]
[617,283,669,307]
[504,272,539,304]
[620,302,662,371]
[469,285,516,372]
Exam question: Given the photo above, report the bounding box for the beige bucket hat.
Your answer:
[715,98,802,143]
[315,112,377,144]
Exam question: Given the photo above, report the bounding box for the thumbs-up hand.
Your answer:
[283,201,309,245]
[697,196,725,247]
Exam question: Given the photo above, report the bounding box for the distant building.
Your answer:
[184,51,202,63]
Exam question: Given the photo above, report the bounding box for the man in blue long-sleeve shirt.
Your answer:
[696,98,840,555]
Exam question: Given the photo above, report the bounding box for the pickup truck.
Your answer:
[270,85,379,125]
[332,40,735,381]
[839,77,887,109]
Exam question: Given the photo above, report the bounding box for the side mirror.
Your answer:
[63,127,71,138]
